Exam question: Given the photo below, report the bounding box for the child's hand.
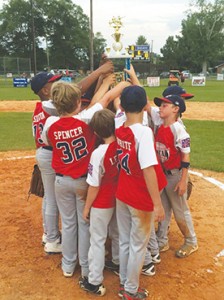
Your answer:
[103,73,116,87]
[99,60,114,74]
[124,64,140,85]
[154,203,165,222]
[174,179,187,196]
[83,206,90,223]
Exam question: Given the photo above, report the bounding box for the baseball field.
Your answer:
[0,80,224,299]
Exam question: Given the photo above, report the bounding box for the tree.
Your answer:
[160,36,180,69]
[160,0,224,73]
[136,35,148,45]
[0,0,106,72]
[181,0,224,73]
[93,32,107,69]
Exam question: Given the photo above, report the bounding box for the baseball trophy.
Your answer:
[106,16,131,82]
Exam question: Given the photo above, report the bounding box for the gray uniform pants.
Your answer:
[55,175,90,276]
[88,207,119,285]
[116,199,153,295]
[147,221,159,256]
[36,148,60,242]
[157,169,197,247]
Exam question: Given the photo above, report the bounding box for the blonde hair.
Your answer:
[51,81,81,115]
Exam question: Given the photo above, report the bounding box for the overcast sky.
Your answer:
[73,0,192,54]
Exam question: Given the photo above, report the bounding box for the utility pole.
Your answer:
[89,0,94,72]
[31,0,37,74]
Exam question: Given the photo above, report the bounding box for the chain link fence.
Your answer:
[0,57,31,85]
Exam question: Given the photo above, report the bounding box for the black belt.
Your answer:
[56,173,87,178]
[42,146,53,151]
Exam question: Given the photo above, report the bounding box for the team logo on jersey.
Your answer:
[181,138,190,148]
[156,142,169,163]
[88,163,93,176]
[115,111,124,118]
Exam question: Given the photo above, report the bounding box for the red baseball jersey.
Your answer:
[155,122,190,170]
[32,102,51,148]
[115,123,167,211]
[87,141,119,208]
[47,116,96,178]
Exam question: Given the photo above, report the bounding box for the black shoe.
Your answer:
[105,260,119,276]
[78,276,88,288]
[151,253,161,264]
[80,278,106,296]
[141,262,156,276]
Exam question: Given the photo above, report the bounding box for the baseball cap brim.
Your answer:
[48,74,63,83]
[180,93,194,99]
[154,97,172,107]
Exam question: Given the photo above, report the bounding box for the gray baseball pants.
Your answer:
[116,199,153,294]
[88,207,119,285]
[157,169,197,247]
[36,148,60,242]
[55,175,90,276]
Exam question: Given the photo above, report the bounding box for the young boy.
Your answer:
[153,94,198,257]
[115,85,167,300]
[41,80,129,278]
[79,109,119,296]
[146,85,194,252]
[31,72,62,253]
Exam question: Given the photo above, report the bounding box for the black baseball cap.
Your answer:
[120,85,147,113]
[162,86,194,99]
[154,94,186,113]
[31,72,62,94]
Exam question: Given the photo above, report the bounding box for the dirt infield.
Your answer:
[1,100,224,121]
[0,101,224,300]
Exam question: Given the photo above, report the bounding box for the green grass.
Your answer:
[0,112,223,172]
[0,112,34,151]
[184,119,224,172]
[144,79,224,102]
[0,76,223,101]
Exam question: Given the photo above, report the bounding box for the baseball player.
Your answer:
[147,85,194,133]
[115,86,167,300]
[153,94,198,257]
[41,80,130,278]
[31,72,62,254]
[79,109,119,296]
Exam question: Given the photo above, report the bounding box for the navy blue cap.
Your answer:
[31,72,62,94]
[154,94,186,113]
[162,86,194,99]
[120,85,147,113]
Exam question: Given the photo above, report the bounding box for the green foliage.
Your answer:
[160,36,179,69]
[93,32,107,69]
[0,112,34,151]
[136,35,148,45]
[0,0,106,71]
[160,0,224,72]
[184,119,224,172]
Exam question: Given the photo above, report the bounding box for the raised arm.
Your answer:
[77,60,114,94]
[124,64,141,86]
[90,73,116,106]
[98,81,131,108]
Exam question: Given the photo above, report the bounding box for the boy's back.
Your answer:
[116,123,166,211]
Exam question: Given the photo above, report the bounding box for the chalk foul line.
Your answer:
[189,170,224,191]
